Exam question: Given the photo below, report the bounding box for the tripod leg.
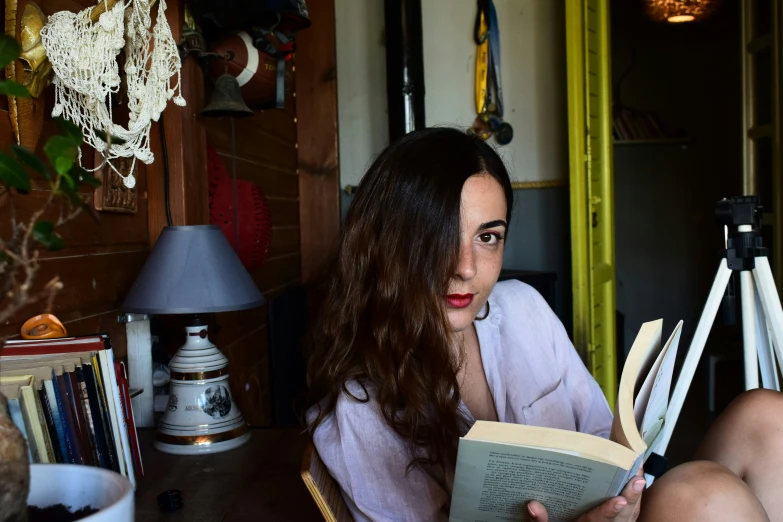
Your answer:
[753,280,779,390]
[740,272,760,389]
[753,269,778,390]
[649,259,732,460]
[752,257,783,383]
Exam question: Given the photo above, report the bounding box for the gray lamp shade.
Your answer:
[122,225,266,315]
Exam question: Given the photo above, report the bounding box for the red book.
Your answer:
[1,336,105,357]
[115,361,144,478]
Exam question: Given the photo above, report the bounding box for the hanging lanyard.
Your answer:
[474,0,490,115]
[487,0,503,117]
[474,0,502,117]
[472,0,512,144]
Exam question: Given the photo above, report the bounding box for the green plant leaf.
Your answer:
[32,221,64,251]
[11,144,51,179]
[71,166,101,187]
[0,35,20,70]
[55,156,74,176]
[44,136,77,175]
[0,80,30,98]
[0,153,30,191]
[94,128,127,146]
[53,117,83,145]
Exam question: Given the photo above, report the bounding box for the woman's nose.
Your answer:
[456,243,477,280]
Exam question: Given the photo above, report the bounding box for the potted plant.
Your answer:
[0,34,133,522]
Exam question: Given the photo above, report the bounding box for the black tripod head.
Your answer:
[714,196,767,326]
[715,195,763,231]
[715,195,767,271]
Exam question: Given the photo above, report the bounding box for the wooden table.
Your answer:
[135,429,323,521]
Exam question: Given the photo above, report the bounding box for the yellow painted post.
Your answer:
[565,0,617,408]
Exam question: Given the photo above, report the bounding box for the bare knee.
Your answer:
[722,389,783,428]
[639,461,768,522]
[696,389,783,470]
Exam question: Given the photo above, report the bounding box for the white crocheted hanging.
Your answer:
[40,0,185,188]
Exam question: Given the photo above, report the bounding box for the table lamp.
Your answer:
[122,225,265,454]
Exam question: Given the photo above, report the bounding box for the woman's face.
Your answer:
[446,174,507,333]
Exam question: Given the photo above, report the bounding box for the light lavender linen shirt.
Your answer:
[311,280,613,522]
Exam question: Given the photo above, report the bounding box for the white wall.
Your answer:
[334,0,567,187]
[422,0,567,184]
[334,0,388,188]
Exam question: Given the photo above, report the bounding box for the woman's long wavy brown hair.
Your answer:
[306,128,513,471]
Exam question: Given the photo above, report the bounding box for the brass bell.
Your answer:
[202,74,254,118]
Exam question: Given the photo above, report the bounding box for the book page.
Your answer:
[638,321,682,454]
[610,320,662,455]
[449,439,630,522]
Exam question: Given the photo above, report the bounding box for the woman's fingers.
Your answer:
[577,496,629,521]
[529,497,626,522]
[614,468,645,521]
[530,469,645,522]
[527,500,549,522]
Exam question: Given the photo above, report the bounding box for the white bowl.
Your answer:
[27,464,134,522]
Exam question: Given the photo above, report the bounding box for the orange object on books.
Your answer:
[20,314,67,340]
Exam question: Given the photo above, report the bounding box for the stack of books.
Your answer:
[612,108,669,141]
[0,334,143,488]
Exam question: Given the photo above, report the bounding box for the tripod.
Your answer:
[647,196,783,472]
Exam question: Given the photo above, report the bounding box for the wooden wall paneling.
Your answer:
[0,1,158,356]
[204,57,300,426]
[266,198,300,227]
[214,153,298,198]
[210,123,299,171]
[252,254,301,295]
[223,326,271,426]
[146,0,209,248]
[0,248,148,340]
[295,0,340,283]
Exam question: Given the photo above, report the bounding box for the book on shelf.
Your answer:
[613,108,672,141]
[449,319,683,522]
[0,334,142,488]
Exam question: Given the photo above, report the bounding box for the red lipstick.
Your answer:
[446,293,474,309]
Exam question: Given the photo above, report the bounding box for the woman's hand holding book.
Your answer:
[527,467,645,522]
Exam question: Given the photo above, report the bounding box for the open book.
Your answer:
[449,319,683,522]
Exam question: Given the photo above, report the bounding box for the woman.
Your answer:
[307,128,782,522]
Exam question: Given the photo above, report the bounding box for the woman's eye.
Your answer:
[478,232,501,244]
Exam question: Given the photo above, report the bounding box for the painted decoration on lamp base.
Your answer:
[154,324,251,455]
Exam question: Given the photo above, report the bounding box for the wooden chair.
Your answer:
[301,441,355,522]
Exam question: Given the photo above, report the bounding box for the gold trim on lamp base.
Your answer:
[154,424,251,455]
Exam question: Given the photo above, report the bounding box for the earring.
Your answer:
[475,301,490,321]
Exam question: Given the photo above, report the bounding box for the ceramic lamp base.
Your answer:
[154,320,250,455]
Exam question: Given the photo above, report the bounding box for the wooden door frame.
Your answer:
[294,0,341,284]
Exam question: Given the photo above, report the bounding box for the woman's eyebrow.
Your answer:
[478,220,508,230]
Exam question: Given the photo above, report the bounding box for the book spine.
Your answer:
[75,366,101,466]
[43,379,68,463]
[0,338,105,356]
[19,386,46,463]
[54,371,83,465]
[95,351,127,478]
[118,361,144,477]
[104,349,135,488]
[7,397,33,463]
[82,362,112,470]
[65,370,94,466]
[90,355,119,473]
[37,385,62,463]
